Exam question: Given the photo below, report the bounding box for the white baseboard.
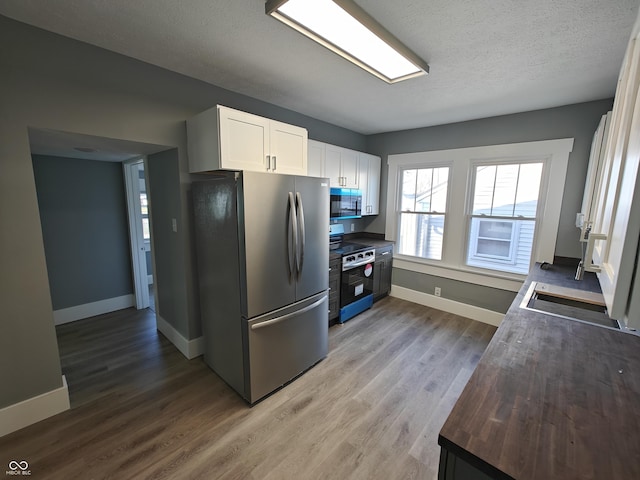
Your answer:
[155,315,204,359]
[0,376,70,437]
[391,285,504,327]
[53,295,135,325]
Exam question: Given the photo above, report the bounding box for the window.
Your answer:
[466,163,543,274]
[140,193,150,240]
[397,167,449,260]
[469,219,517,261]
[385,139,573,285]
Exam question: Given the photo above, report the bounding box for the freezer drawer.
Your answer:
[246,291,328,403]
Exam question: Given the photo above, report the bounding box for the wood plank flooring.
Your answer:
[0,297,495,479]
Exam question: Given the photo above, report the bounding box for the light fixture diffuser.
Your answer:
[266,0,429,84]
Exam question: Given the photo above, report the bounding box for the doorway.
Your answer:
[124,159,155,311]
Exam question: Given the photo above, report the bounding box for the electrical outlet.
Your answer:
[350,223,355,232]
[434,286,441,297]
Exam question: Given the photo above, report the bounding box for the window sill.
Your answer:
[392,254,525,292]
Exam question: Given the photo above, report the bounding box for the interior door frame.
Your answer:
[123,158,150,309]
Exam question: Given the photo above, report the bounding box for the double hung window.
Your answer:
[466,162,543,274]
[386,139,573,282]
[397,167,449,260]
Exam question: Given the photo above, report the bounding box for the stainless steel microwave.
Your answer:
[330,187,362,219]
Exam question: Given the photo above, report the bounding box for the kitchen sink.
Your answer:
[520,282,620,330]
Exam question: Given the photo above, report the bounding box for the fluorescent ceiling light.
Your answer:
[266,0,429,84]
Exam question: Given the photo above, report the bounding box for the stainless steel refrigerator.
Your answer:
[192,170,329,404]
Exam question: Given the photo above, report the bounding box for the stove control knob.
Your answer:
[357,253,364,259]
[366,251,374,257]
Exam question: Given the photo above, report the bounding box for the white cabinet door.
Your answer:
[219,107,270,172]
[341,149,359,188]
[325,145,359,187]
[269,120,308,175]
[325,144,343,186]
[307,139,325,178]
[591,34,640,320]
[358,153,381,215]
[188,105,308,174]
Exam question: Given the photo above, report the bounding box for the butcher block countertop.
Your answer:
[438,263,640,480]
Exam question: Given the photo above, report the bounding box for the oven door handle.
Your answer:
[344,257,374,270]
[288,192,297,277]
[295,191,305,275]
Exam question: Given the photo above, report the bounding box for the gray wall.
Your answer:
[147,149,193,338]
[366,99,613,313]
[365,99,614,258]
[0,15,365,410]
[32,155,133,309]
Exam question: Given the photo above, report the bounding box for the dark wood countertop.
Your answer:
[438,263,640,480]
[345,233,394,249]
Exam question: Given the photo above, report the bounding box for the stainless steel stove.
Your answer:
[329,225,375,323]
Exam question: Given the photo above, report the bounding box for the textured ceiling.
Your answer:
[28,128,171,162]
[1,0,639,135]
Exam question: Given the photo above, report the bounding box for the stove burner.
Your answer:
[332,241,372,256]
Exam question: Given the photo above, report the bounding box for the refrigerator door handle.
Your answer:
[295,191,305,275]
[288,192,297,277]
[250,294,328,330]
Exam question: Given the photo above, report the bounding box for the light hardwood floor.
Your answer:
[1,297,495,479]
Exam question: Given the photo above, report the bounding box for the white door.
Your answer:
[591,34,640,320]
[358,153,381,215]
[325,145,359,188]
[269,120,308,175]
[219,107,270,172]
[307,139,325,178]
[341,148,359,188]
[325,144,343,186]
[123,159,150,309]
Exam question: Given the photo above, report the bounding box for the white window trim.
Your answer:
[397,164,451,260]
[386,138,574,286]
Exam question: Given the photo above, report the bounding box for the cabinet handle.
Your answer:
[273,156,277,171]
[266,155,271,171]
[381,251,390,256]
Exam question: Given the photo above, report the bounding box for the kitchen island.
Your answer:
[438,263,640,480]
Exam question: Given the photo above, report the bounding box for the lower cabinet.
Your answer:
[373,245,393,300]
[329,256,341,322]
[438,448,495,480]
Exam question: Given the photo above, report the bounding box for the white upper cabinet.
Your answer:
[325,144,359,188]
[587,27,640,325]
[219,107,270,172]
[307,139,325,178]
[307,139,381,216]
[268,119,308,176]
[358,152,381,216]
[187,105,308,175]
